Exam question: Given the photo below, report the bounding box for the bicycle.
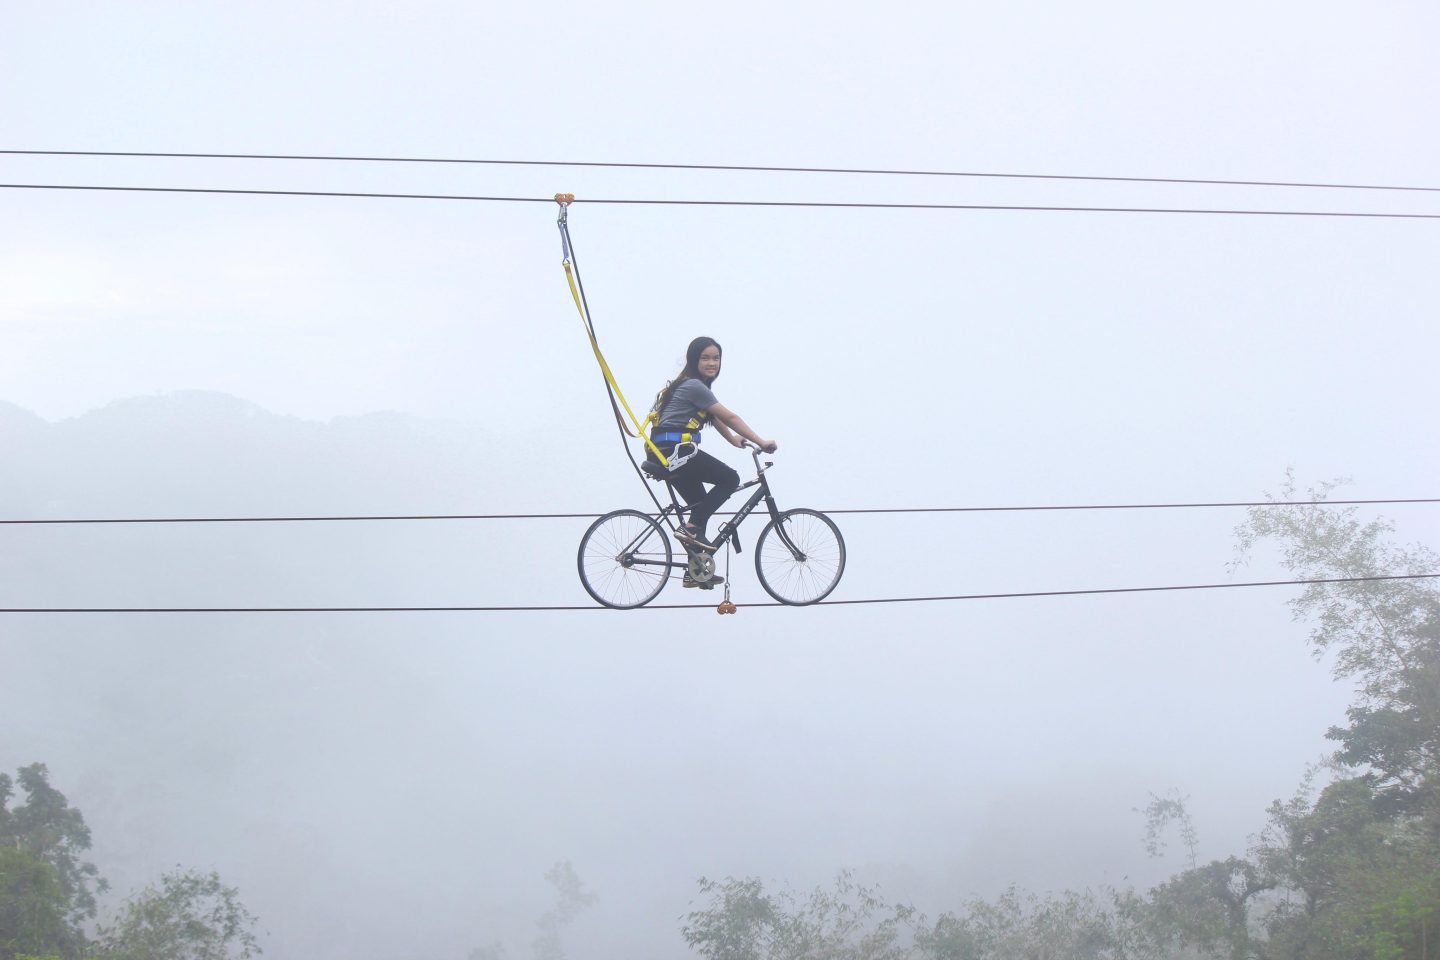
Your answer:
[577,443,845,609]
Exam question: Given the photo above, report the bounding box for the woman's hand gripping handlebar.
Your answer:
[740,440,776,475]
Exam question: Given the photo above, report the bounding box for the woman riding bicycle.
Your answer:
[648,336,778,555]
[576,334,840,608]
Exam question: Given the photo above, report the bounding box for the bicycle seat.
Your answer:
[640,460,668,482]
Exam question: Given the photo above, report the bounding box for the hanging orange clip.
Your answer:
[716,600,737,615]
[554,192,575,206]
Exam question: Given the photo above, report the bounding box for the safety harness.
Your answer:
[554,194,671,469]
[556,194,713,475]
[557,196,739,612]
[648,392,712,471]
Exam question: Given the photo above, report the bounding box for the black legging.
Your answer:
[652,446,739,537]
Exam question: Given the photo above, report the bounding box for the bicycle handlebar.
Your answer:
[742,441,775,475]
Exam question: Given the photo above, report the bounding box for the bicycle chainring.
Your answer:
[687,552,716,581]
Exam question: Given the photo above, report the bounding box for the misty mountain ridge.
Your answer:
[1,390,512,516]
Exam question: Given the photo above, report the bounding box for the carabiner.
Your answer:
[555,193,575,259]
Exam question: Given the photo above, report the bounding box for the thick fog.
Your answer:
[3,3,1439,958]
[3,395,1433,956]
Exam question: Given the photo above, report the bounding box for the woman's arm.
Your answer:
[712,420,745,448]
[707,402,777,453]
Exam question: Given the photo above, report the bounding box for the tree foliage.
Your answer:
[91,868,260,960]
[1124,485,1440,959]
[0,763,107,959]
[1120,480,1440,959]
[1,765,262,960]
[530,861,595,960]
[916,885,1160,960]
[1231,473,1440,718]
[682,871,916,960]
[1138,790,1200,869]
[0,848,81,960]
[677,481,1440,960]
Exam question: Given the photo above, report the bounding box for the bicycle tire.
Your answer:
[754,508,845,605]
[578,509,673,609]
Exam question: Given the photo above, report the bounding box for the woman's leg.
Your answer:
[669,450,739,539]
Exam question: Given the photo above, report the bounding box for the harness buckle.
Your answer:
[666,441,699,471]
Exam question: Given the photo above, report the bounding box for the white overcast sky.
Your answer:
[3,2,1439,956]
[4,1,1434,530]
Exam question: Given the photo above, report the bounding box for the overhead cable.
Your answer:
[2,573,1435,614]
[2,183,1439,220]
[4,497,1436,526]
[3,149,1437,194]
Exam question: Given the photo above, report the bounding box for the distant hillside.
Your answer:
[0,391,517,517]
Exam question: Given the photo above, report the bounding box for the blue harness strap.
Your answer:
[651,430,701,444]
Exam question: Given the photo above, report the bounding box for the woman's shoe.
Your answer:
[674,524,718,552]
[683,574,724,589]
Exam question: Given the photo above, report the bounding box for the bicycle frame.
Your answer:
[641,446,809,572]
[579,442,844,608]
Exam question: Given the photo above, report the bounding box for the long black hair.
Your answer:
[652,336,722,415]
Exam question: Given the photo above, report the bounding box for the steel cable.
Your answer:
[3,183,1440,220]
[3,573,1436,614]
[4,149,1437,194]
[3,497,1435,525]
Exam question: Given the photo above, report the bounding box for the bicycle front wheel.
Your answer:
[754,508,845,605]
[578,509,673,609]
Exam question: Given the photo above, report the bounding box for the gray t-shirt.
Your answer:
[655,378,718,432]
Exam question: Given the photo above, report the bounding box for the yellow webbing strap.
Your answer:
[562,260,670,466]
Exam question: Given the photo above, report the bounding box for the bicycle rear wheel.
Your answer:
[754,508,845,605]
[578,510,673,609]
